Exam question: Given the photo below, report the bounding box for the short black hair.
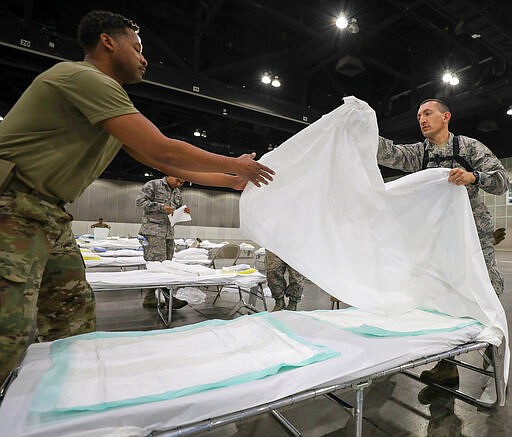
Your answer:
[77,10,139,52]
[419,99,450,113]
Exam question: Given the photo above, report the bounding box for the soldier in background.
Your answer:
[377,98,509,387]
[91,217,111,229]
[136,176,190,308]
[265,250,305,311]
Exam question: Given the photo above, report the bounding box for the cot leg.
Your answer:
[258,284,267,311]
[354,388,364,437]
[167,287,173,326]
[156,287,173,327]
[270,409,302,436]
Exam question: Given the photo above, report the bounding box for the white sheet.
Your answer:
[239,96,509,394]
[30,315,333,413]
[96,250,144,257]
[145,260,214,276]
[85,256,146,268]
[0,311,483,437]
[86,269,266,291]
[78,238,142,250]
[304,308,480,335]
[173,248,209,260]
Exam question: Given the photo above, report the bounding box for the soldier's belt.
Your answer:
[6,177,66,207]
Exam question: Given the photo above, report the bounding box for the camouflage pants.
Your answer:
[265,250,305,302]
[141,235,176,262]
[474,204,504,296]
[0,191,95,385]
[140,236,175,303]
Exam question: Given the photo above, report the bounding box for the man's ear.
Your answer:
[99,33,115,52]
[443,111,451,124]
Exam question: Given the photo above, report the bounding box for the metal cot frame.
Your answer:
[155,280,267,326]
[0,326,504,437]
[156,341,504,437]
[91,279,267,326]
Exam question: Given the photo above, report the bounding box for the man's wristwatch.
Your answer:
[472,171,480,185]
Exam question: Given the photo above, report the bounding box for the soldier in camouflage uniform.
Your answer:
[377,98,510,387]
[0,10,273,387]
[265,250,306,311]
[0,192,96,385]
[136,176,190,307]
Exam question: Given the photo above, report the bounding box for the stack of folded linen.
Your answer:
[174,248,209,260]
[146,260,220,276]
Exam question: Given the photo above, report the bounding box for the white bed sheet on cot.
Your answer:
[86,269,266,290]
[0,311,483,437]
[85,256,146,268]
[94,250,143,257]
[78,238,142,250]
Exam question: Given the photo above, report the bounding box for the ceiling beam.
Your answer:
[422,0,512,68]
[383,0,476,60]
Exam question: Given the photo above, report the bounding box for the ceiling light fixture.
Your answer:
[335,15,348,29]
[193,129,201,137]
[336,15,359,33]
[506,106,512,116]
[261,72,271,84]
[271,76,281,87]
[200,130,207,138]
[442,71,459,86]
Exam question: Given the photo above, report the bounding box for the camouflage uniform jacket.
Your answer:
[378,133,510,212]
[378,132,510,296]
[136,178,184,238]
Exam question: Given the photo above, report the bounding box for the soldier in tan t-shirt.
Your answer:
[0,10,274,385]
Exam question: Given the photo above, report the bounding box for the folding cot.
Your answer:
[86,268,268,326]
[84,256,147,270]
[0,309,504,437]
[84,256,211,271]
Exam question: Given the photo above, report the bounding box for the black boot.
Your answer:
[420,360,459,387]
[272,297,286,312]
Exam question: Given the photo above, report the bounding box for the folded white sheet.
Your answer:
[173,248,209,260]
[146,260,216,276]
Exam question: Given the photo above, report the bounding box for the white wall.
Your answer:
[72,221,258,245]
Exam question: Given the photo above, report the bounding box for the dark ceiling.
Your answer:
[0,0,511,183]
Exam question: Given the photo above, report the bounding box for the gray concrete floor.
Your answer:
[94,251,512,436]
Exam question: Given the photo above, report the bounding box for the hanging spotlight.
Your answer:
[200,130,207,138]
[271,76,281,87]
[336,15,348,29]
[506,106,512,116]
[442,71,459,86]
[261,72,271,84]
[193,129,201,137]
[144,171,151,177]
[442,72,453,83]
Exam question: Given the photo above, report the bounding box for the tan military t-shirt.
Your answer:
[0,61,139,202]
